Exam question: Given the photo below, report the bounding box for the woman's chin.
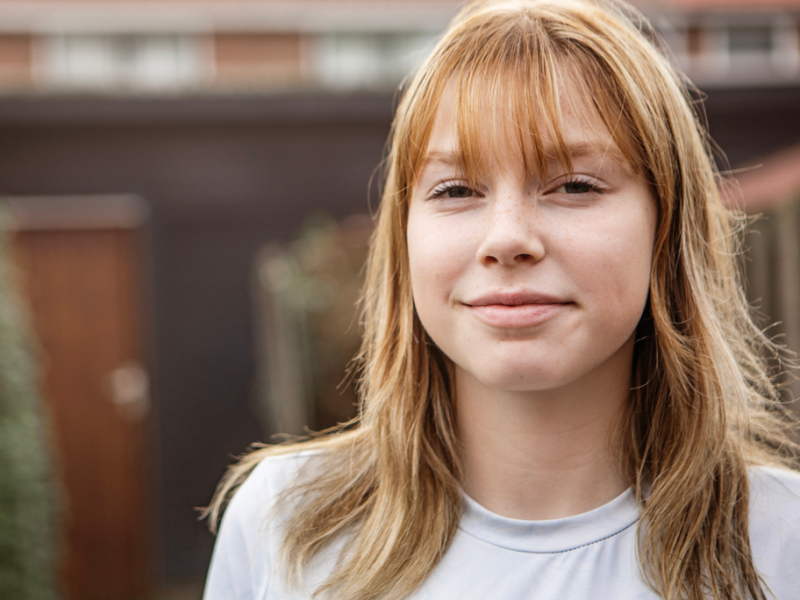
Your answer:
[457,361,573,395]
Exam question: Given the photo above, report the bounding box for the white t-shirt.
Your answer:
[204,452,800,600]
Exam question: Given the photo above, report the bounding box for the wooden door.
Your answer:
[8,195,153,600]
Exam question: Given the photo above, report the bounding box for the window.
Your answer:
[676,18,799,84]
[40,34,204,90]
[315,32,438,89]
[727,25,773,54]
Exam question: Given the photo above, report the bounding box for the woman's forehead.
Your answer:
[419,81,631,179]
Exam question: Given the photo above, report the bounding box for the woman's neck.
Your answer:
[455,350,631,521]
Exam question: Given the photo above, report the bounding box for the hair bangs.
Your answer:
[403,5,645,196]
[451,23,569,186]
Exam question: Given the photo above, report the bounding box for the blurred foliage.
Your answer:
[0,208,60,600]
[255,213,372,434]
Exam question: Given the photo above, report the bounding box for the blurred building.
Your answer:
[0,1,457,94]
[649,0,800,87]
[0,1,799,599]
[0,0,798,93]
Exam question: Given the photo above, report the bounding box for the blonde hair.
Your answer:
[206,1,798,599]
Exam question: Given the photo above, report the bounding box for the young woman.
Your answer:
[203,1,800,599]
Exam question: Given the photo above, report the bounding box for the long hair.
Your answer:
[206,1,798,599]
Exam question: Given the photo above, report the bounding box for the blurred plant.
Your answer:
[254,213,372,436]
[0,207,60,600]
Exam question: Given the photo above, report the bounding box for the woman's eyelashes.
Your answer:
[426,175,607,201]
[552,176,607,196]
[429,180,478,200]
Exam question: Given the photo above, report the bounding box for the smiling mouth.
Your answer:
[464,293,571,328]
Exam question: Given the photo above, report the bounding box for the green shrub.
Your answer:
[0,210,60,600]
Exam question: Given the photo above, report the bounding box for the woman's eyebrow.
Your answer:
[419,151,457,170]
[419,141,629,174]
[547,141,628,170]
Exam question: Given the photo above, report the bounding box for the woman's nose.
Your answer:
[475,195,545,267]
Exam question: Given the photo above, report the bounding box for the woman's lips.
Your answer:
[467,303,568,328]
[464,292,571,328]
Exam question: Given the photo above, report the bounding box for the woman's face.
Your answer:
[406,87,657,394]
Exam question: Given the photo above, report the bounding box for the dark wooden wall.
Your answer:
[0,86,797,582]
[700,86,800,170]
[0,93,393,582]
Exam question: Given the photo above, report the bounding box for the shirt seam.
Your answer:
[456,518,639,555]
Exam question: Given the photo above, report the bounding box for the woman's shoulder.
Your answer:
[236,449,322,502]
[747,464,800,596]
[748,463,800,529]
[203,449,323,600]
[221,448,327,532]
[749,463,800,510]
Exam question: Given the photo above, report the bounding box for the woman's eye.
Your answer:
[557,178,603,195]
[564,181,593,194]
[430,183,475,199]
[445,185,473,198]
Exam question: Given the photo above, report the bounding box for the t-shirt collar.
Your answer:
[459,488,640,553]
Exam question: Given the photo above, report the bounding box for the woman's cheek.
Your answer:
[410,214,476,290]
